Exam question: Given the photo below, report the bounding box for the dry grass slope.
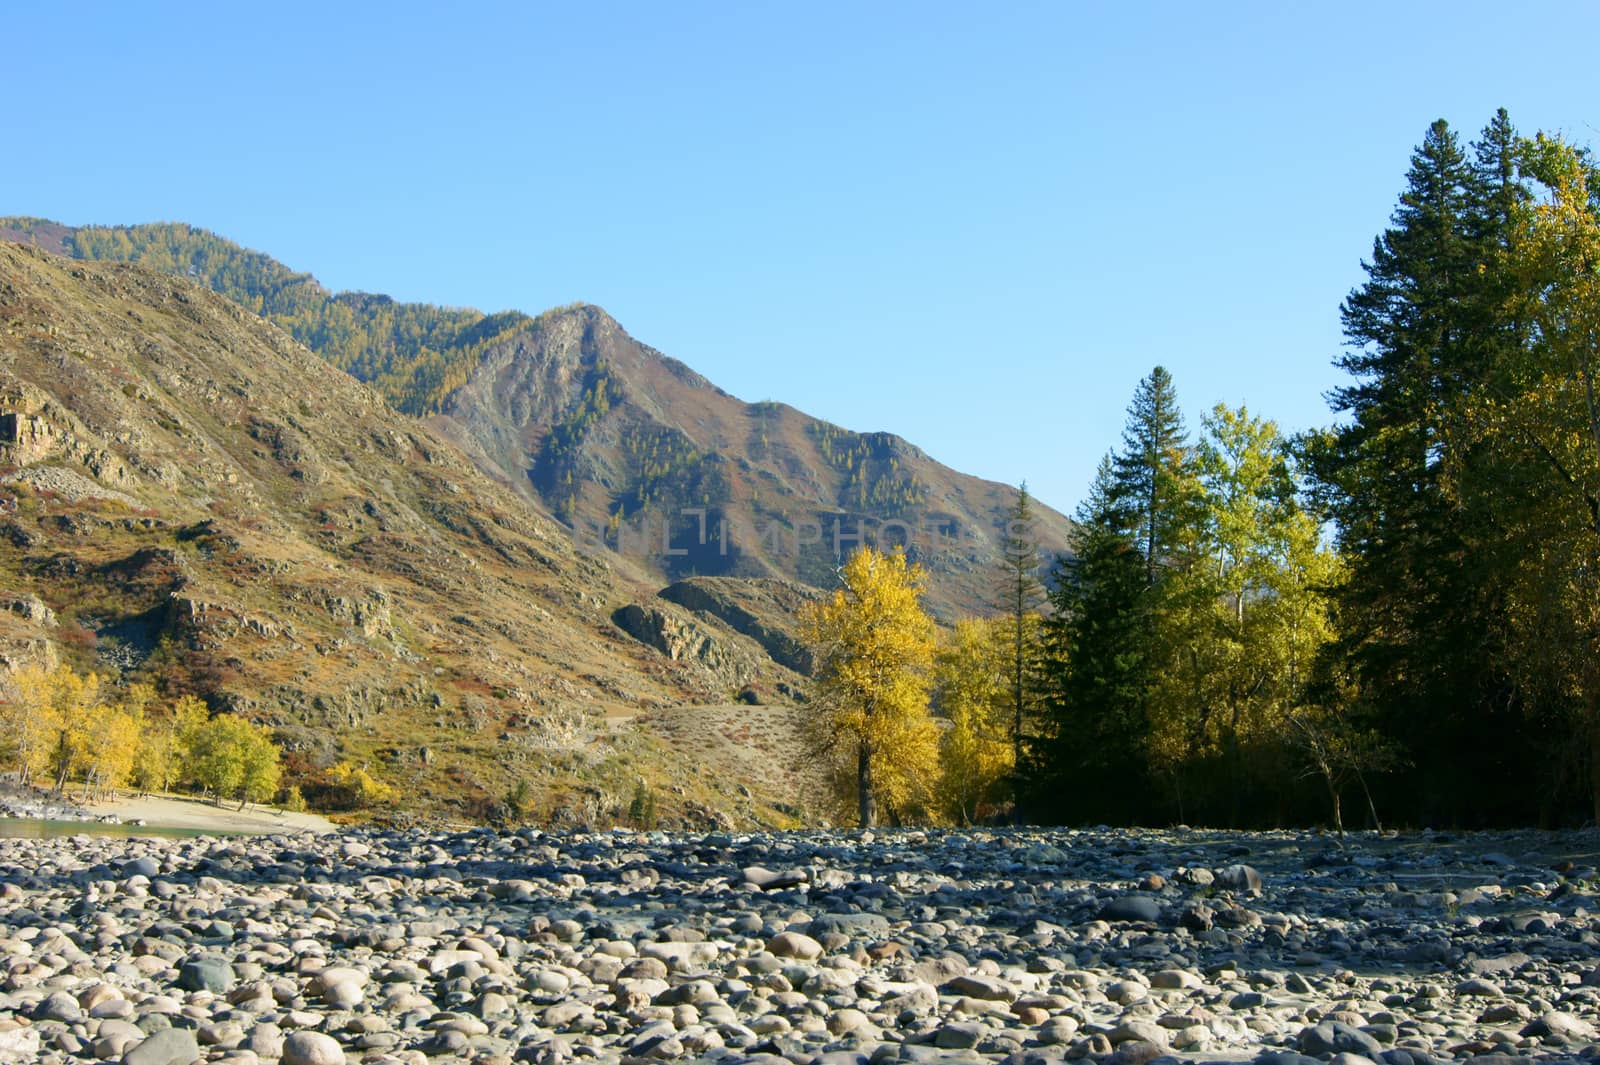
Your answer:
[0,243,811,827]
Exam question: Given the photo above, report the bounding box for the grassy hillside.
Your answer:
[0,241,814,827]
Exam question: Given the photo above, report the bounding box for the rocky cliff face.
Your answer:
[0,243,806,825]
[658,576,819,675]
[430,304,1070,619]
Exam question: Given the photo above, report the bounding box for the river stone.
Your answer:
[34,990,80,1021]
[282,1030,346,1065]
[934,1021,987,1049]
[1106,1041,1167,1065]
[122,1028,201,1065]
[122,857,160,879]
[247,1024,285,1059]
[807,912,891,936]
[944,974,1018,1001]
[178,957,235,993]
[1100,895,1161,922]
[1215,864,1264,894]
[0,1028,40,1061]
[1299,1021,1384,1058]
[743,866,809,890]
[1521,1012,1596,1041]
[766,931,823,960]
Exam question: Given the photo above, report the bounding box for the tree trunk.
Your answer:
[1328,780,1344,839]
[857,740,877,828]
[1356,768,1383,833]
[1590,708,1600,828]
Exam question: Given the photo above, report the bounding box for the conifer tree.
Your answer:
[1115,367,1197,588]
[1314,114,1532,821]
[999,483,1045,772]
[1029,457,1151,822]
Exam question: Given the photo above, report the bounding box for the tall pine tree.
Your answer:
[999,483,1045,777]
[1314,114,1533,823]
[1115,367,1196,588]
[1029,369,1197,822]
[1028,457,1152,822]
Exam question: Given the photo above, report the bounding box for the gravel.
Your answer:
[1,825,1598,1065]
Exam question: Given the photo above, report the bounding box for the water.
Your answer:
[0,818,224,839]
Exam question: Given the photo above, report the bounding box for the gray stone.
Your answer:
[1520,1011,1595,1042]
[1099,895,1161,922]
[1215,863,1264,894]
[943,974,1018,1001]
[121,857,160,879]
[1106,1043,1166,1065]
[742,866,809,890]
[282,1030,346,1065]
[177,957,235,993]
[1299,1022,1384,1059]
[33,990,80,1022]
[934,1022,987,1050]
[122,1028,201,1065]
[765,930,823,960]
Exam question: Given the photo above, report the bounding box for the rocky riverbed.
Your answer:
[3,826,1600,1065]
[0,782,116,824]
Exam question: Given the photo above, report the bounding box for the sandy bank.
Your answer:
[96,792,335,834]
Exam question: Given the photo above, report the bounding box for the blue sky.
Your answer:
[6,2,1598,516]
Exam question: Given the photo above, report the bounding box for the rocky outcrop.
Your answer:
[3,594,55,628]
[0,383,55,467]
[611,601,765,690]
[659,576,817,674]
[1,466,138,507]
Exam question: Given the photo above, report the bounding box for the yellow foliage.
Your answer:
[1,664,65,787]
[190,714,282,807]
[327,760,397,808]
[802,546,939,826]
[0,666,160,801]
[133,693,209,795]
[933,618,1014,824]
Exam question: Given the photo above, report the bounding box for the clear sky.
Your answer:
[6,2,1598,516]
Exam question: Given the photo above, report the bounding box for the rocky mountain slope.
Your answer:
[0,241,821,826]
[0,219,1071,619]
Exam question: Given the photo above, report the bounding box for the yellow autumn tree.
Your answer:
[801,545,939,826]
[46,665,105,794]
[933,618,1014,824]
[2,663,63,787]
[190,715,282,808]
[327,760,397,808]
[134,694,212,795]
[78,684,152,802]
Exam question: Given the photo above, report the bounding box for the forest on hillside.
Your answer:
[0,216,542,415]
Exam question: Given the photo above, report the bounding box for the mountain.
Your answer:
[0,219,1071,618]
[0,241,825,826]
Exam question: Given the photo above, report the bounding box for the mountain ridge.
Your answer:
[0,217,1070,617]
[0,241,821,826]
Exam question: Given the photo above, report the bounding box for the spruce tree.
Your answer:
[1315,114,1532,822]
[999,483,1044,775]
[1114,366,1197,588]
[1029,457,1151,822]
